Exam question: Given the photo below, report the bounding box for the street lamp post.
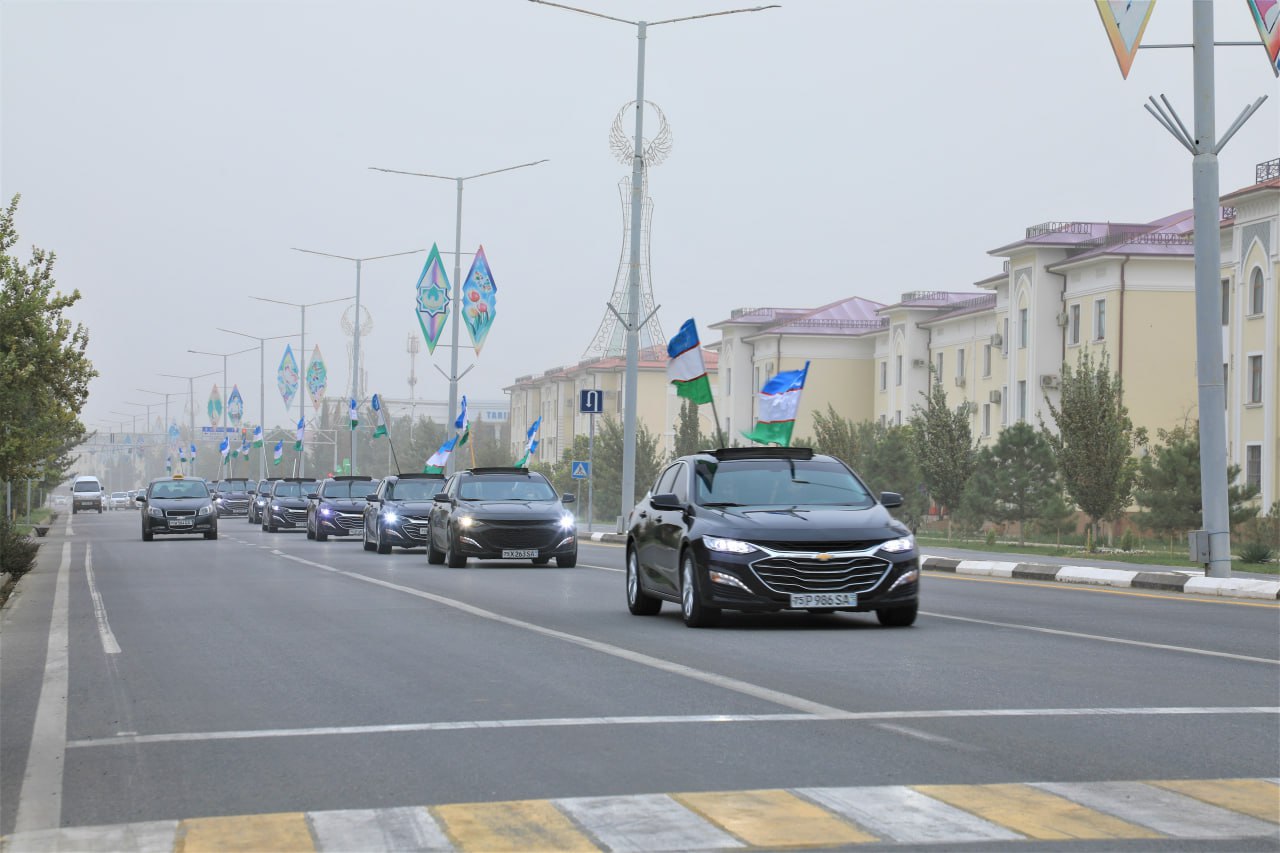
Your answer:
[290,247,424,475]
[249,295,354,478]
[123,400,159,481]
[529,0,776,520]
[370,158,548,472]
[137,388,181,437]
[158,370,220,473]
[216,329,299,481]
[187,346,256,476]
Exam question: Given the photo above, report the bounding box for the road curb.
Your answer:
[588,532,626,544]
[920,555,1280,600]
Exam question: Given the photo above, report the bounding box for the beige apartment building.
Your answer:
[508,159,1278,509]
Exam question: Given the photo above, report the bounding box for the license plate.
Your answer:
[503,549,538,559]
[170,519,193,527]
[790,592,856,608]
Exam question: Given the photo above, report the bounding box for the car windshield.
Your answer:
[218,479,252,491]
[73,482,98,492]
[388,480,444,501]
[323,479,378,499]
[459,477,556,502]
[272,482,309,497]
[111,492,127,498]
[693,458,875,508]
[150,480,210,499]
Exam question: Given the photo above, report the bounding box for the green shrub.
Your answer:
[1120,529,1137,552]
[984,529,997,548]
[0,517,40,580]
[1238,542,1274,565]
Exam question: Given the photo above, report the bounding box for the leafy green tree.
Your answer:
[955,447,997,535]
[0,195,97,489]
[673,399,712,457]
[809,404,859,466]
[1040,349,1143,548]
[809,412,929,533]
[984,422,1060,544]
[590,415,665,525]
[1135,422,1259,539]
[1033,490,1078,542]
[909,375,977,526]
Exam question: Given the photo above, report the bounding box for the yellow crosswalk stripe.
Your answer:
[674,788,879,847]
[433,799,598,852]
[1150,778,1280,824]
[914,783,1163,840]
[176,812,314,852]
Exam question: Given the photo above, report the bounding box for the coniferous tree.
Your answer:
[985,422,1060,544]
[909,374,977,526]
[1135,422,1259,539]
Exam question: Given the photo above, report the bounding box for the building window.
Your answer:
[1246,445,1262,491]
[1019,307,1029,349]
[1093,298,1106,341]
[935,352,944,381]
[895,355,903,386]
[982,403,991,436]
[895,410,902,426]
[1017,379,1027,422]
[1002,318,1009,355]
[1250,268,1265,316]
[1248,354,1263,404]
[1002,385,1008,424]
[725,367,731,390]
[1221,279,1230,325]
[957,347,965,379]
[1069,303,1080,345]
[1224,363,1230,408]
[879,414,886,428]
[879,361,887,391]
[982,344,992,377]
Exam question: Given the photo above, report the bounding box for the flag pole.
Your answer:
[708,396,727,449]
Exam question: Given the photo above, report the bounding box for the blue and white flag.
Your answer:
[253,425,264,448]
[516,417,542,467]
[294,417,305,451]
[219,437,230,459]
[455,396,470,446]
[424,436,457,473]
[371,394,388,438]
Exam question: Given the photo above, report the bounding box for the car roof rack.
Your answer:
[468,467,534,476]
[705,447,815,461]
[329,475,377,481]
[392,472,445,480]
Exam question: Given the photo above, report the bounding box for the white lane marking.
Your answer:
[269,551,850,717]
[1033,781,1279,838]
[923,611,1279,665]
[14,543,71,832]
[872,722,976,749]
[64,707,1279,749]
[308,806,452,852]
[799,785,1024,844]
[581,562,622,573]
[66,515,73,536]
[556,793,745,851]
[84,544,121,655]
[3,819,180,852]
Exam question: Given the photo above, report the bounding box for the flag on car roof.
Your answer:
[371,394,388,438]
[741,361,809,448]
[424,435,457,474]
[515,417,541,467]
[455,396,470,446]
[219,437,230,459]
[253,425,263,448]
[666,318,713,405]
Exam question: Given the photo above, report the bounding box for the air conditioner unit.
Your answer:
[990,333,1003,347]
[988,389,1002,404]
[954,376,966,388]
[1040,374,1060,389]
[911,358,927,368]
[1055,312,1069,328]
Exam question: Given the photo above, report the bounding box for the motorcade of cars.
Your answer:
[136,475,218,541]
[427,467,577,568]
[71,476,104,513]
[247,478,279,524]
[306,476,379,542]
[362,472,445,554]
[624,446,919,628]
[212,478,254,518]
[108,491,131,510]
[262,478,317,533]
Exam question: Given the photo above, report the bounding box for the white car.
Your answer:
[109,491,130,510]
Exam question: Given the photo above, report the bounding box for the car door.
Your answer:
[635,465,680,593]
[429,476,456,550]
[650,462,690,590]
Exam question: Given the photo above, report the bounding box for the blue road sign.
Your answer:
[579,389,604,415]
[571,461,590,480]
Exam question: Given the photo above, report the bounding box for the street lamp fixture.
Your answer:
[157,370,220,472]
[216,328,300,480]
[187,346,256,474]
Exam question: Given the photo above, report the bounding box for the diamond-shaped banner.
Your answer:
[306,345,328,411]
[227,385,244,427]
[1094,0,1156,79]
[461,245,497,355]
[208,384,223,427]
[278,344,300,409]
[415,243,451,355]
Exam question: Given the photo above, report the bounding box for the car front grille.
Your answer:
[334,513,363,531]
[754,539,885,553]
[285,509,307,524]
[477,523,559,550]
[749,550,892,595]
[221,499,250,512]
[166,509,196,518]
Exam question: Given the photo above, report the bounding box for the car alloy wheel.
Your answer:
[445,530,467,568]
[681,550,720,628]
[626,548,661,615]
[376,522,391,555]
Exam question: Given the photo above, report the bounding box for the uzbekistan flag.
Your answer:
[273,440,284,465]
[424,436,456,473]
[253,425,263,447]
[371,394,388,438]
[515,417,540,466]
[349,398,359,431]
[294,417,305,451]
[666,318,713,405]
[455,396,469,446]
[190,443,197,459]
[219,437,230,459]
[741,361,810,448]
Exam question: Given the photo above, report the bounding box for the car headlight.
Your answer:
[148,506,164,518]
[456,515,475,529]
[559,513,575,530]
[272,503,280,511]
[197,505,213,517]
[703,536,756,554]
[879,536,915,554]
[320,507,333,517]
[382,511,398,523]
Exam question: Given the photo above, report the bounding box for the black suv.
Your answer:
[212,478,254,517]
[248,478,279,524]
[137,475,218,541]
[625,447,918,628]
[262,478,317,532]
[427,468,577,568]
[363,473,446,554]
[307,476,379,541]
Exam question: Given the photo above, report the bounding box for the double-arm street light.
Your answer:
[290,247,424,474]
[530,0,777,521]
[137,387,182,436]
[216,328,300,480]
[157,369,220,472]
[370,158,548,472]
[249,294,354,478]
[187,346,257,474]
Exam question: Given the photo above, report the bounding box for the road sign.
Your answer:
[571,461,590,480]
[579,389,604,414]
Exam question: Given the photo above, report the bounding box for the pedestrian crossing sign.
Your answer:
[571,461,590,479]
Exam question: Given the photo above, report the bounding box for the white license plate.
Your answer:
[170,519,193,527]
[503,549,538,559]
[790,592,856,608]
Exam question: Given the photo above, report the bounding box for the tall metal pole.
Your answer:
[258,342,265,481]
[448,179,465,475]
[620,21,647,524]
[300,306,307,478]
[353,259,361,474]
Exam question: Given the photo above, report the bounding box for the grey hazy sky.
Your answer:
[3,0,1276,435]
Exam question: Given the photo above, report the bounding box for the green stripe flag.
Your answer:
[741,361,809,447]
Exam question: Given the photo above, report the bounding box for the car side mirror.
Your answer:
[561,493,576,504]
[880,491,904,508]
[649,493,683,511]
[306,491,318,499]
[366,493,379,502]
[135,495,145,503]
[433,493,452,503]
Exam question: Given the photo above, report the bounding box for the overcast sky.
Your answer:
[3,0,1277,435]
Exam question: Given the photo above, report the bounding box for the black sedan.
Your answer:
[307,476,379,541]
[625,447,919,628]
[212,478,254,518]
[363,473,445,554]
[427,468,577,568]
[262,478,317,532]
[137,475,218,541]
[248,478,279,524]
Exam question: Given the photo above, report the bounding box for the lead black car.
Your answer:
[137,475,218,541]
[625,447,919,628]
[427,468,577,568]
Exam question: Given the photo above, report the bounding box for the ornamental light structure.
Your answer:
[290,247,424,474]
[369,158,548,473]
[186,345,256,447]
[216,328,301,480]
[157,369,220,467]
[529,0,778,520]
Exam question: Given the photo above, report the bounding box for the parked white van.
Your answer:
[71,476,104,513]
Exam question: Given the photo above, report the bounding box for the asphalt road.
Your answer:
[2,510,1277,851]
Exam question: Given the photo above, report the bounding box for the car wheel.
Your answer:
[315,522,328,542]
[267,517,278,533]
[681,550,720,628]
[306,518,315,540]
[427,527,445,564]
[97,507,102,514]
[376,524,391,555]
[363,524,376,551]
[626,547,661,615]
[205,530,218,540]
[876,603,917,628]
[555,550,577,568]
[142,528,153,542]
[445,531,467,568]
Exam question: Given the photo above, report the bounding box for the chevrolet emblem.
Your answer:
[815,553,832,561]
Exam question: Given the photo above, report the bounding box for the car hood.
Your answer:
[385,501,436,515]
[147,498,213,512]
[271,496,310,507]
[319,499,366,512]
[457,500,566,521]
[699,504,906,543]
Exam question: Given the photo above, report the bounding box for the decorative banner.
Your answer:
[227,385,244,427]
[461,245,497,355]
[208,384,223,427]
[415,243,451,354]
[306,345,328,411]
[277,344,300,408]
[1248,0,1280,77]
[1094,0,1156,79]
[168,423,180,444]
